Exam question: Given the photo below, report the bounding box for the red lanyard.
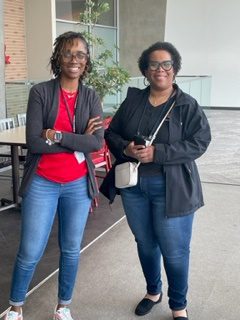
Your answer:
[60,86,79,133]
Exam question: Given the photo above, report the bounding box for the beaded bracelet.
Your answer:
[45,129,55,145]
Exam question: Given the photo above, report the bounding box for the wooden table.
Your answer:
[0,126,26,211]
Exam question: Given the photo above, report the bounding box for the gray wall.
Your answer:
[24,0,55,81]
[119,0,167,77]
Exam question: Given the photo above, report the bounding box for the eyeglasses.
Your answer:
[62,50,88,62]
[148,60,173,71]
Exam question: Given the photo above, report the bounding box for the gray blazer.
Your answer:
[19,78,104,199]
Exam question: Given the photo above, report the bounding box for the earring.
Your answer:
[143,77,149,86]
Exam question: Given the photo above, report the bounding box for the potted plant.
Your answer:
[79,0,130,104]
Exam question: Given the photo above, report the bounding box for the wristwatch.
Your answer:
[54,131,62,143]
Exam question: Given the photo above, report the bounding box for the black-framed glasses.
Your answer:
[62,50,88,62]
[148,60,173,71]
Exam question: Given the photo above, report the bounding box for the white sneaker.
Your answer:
[3,309,23,320]
[53,307,74,320]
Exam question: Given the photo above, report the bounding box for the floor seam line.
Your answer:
[0,215,126,318]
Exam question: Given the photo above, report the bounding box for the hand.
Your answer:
[124,142,154,163]
[135,145,155,163]
[85,116,103,135]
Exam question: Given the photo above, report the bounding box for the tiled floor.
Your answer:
[3,182,239,320]
[197,109,240,185]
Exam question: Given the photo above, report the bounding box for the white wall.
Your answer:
[165,0,240,107]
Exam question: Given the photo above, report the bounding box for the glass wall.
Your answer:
[56,0,116,26]
[176,76,211,107]
[56,0,86,22]
[119,75,212,109]
[56,20,87,35]
[55,0,118,56]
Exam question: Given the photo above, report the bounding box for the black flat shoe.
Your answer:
[173,309,188,319]
[135,293,162,316]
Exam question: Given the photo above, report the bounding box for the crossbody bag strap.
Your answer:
[149,100,175,145]
[135,100,175,170]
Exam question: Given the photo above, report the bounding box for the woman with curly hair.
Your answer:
[102,42,211,320]
[4,31,103,320]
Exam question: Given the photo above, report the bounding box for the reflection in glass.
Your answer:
[55,0,116,26]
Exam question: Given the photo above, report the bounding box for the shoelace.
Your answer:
[6,311,21,320]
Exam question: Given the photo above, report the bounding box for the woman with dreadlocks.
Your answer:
[4,31,104,320]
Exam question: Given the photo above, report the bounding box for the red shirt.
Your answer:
[36,89,88,183]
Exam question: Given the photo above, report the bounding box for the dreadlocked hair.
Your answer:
[50,31,92,80]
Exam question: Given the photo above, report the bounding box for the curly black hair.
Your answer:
[138,41,182,76]
[50,31,92,80]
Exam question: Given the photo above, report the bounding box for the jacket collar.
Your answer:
[141,83,191,107]
[173,83,194,106]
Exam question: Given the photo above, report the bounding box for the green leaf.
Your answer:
[79,0,130,100]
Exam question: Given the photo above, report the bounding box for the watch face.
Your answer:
[54,132,62,142]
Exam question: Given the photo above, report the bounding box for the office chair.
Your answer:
[17,113,26,126]
[0,117,15,174]
[17,113,27,159]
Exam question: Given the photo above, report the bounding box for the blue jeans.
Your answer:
[120,175,194,310]
[9,174,91,306]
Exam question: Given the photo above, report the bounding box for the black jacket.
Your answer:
[100,84,211,217]
[19,78,104,199]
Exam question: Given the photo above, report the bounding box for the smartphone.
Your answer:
[133,135,146,146]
